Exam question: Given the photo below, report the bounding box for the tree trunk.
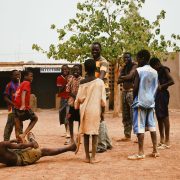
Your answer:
[113,63,120,117]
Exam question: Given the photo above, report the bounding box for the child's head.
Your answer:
[73,64,82,77]
[11,70,21,83]
[149,57,161,70]
[136,49,151,67]
[24,70,33,82]
[61,65,69,76]
[84,58,96,75]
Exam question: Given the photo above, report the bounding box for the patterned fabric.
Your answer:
[66,76,82,96]
[95,56,110,98]
[122,91,133,138]
[133,65,158,109]
[4,81,19,111]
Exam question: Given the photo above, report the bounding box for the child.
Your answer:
[14,70,38,142]
[149,57,174,149]
[75,59,106,163]
[66,65,82,144]
[128,50,159,160]
[56,65,71,145]
[3,70,23,141]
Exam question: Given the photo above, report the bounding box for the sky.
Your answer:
[0,0,179,63]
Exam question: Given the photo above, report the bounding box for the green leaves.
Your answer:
[33,0,180,63]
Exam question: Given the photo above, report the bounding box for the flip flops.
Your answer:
[157,143,171,150]
[128,154,145,160]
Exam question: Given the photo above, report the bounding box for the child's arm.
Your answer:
[159,68,174,90]
[133,70,140,99]
[20,91,26,110]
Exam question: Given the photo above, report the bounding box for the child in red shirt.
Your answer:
[57,65,71,144]
[14,70,38,142]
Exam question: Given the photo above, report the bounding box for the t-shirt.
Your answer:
[4,81,19,111]
[66,76,82,96]
[14,81,31,110]
[56,75,70,99]
[95,56,109,90]
[132,65,158,109]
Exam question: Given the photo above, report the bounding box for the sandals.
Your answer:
[157,144,171,150]
[128,154,145,160]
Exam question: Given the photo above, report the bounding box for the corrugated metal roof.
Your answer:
[0,62,79,71]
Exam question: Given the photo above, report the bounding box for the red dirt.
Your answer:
[0,109,180,180]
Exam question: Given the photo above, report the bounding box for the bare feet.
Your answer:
[117,137,131,142]
[148,152,160,158]
[90,157,101,164]
[27,132,39,149]
[83,158,90,163]
[75,134,81,155]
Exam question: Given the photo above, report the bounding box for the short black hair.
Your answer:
[24,70,33,77]
[149,57,160,67]
[84,58,96,73]
[92,42,102,50]
[124,52,131,57]
[11,70,19,76]
[62,64,69,69]
[73,64,82,75]
[137,49,151,63]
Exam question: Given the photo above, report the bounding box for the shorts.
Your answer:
[14,109,36,121]
[155,90,169,119]
[133,107,156,134]
[69,107,80,122]
[11,148,42,166]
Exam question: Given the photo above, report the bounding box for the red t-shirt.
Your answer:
[56,75,69,99]
[14,81,31,110]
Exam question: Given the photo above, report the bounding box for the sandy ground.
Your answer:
[0,109,180,180]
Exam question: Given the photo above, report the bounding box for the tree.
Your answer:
[32,0,180,115]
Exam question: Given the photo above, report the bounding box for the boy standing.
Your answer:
[3,70,22,141]
[75,59,106,163]
[92,42,112,153]
[117,53,137,141]
[14,70,38,142]
[128,50,159,160]
[66,65,82,144]
[57,65,71,145]
[149,58,174,149]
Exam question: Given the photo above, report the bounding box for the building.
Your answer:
[0,62,75,109]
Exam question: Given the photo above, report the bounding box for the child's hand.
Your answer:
[19,105,25,110]
[18,134,26,143]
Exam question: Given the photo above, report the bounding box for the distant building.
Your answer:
[0,62,76,109]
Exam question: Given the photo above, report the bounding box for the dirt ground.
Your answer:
[0,109,180,180]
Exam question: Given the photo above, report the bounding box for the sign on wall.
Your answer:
[40,67,61,73]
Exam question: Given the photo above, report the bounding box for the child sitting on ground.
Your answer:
[75,59,106,163]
